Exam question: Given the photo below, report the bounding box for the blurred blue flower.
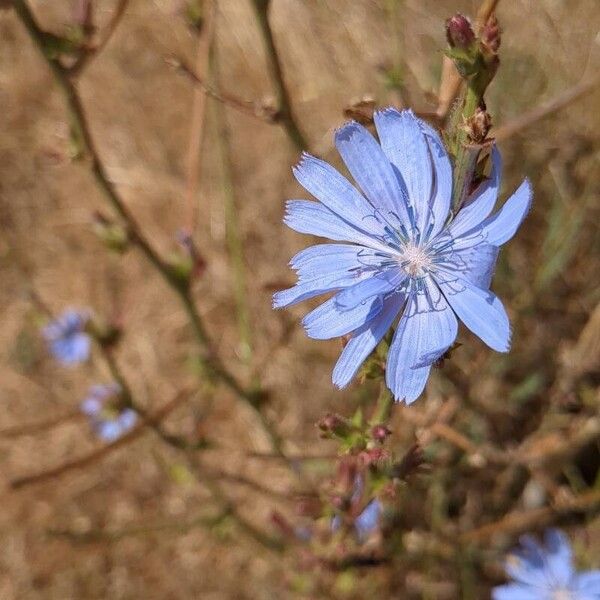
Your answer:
[274,108,532,403]
[80,383,137,442]
[493,529,600,600]
[354,499,382,540]
[331,474,381,542]
[42,309,91,366]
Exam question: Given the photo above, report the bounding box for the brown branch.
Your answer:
[475,0,500,33]
[0,410,82,438]
[47,510,228,543]
[9,389,189,490]
[494,74,600,142]
[250,0,308,151]
[184,0,215,234]
[167,56,279,125]
[461,489,600,543]
[69,0,130,77]
[14,0,285,464]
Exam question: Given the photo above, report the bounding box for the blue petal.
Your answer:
[274,244,389,308]
[80,398,102,416]
[274,277,359,309]
[504,552,549,588]
[284,200,392,252]
[118,409,138,431]
[97,421,121,442]
[452,178,533,251]
[436,271,511,352]
[448,145,502,238]
[293,153,388,238]
[436,243,499,290]
[544,529,574,586]
[385,277,458,403]
[291,244,386,281]
[418,118,453,239]
[302,295,383,340]
[335,268,407,310]
[480,178,533,246]
[332,293,405,388]
[354,500,381,540]
[574,570,600,596]
[491,584,542,600]
[334,121,412,230]
[373,108,436,240]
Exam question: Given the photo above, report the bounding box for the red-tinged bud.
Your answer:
[317,413,352,437]
[445,14,475,50]
[481,15,501,54]
[358,447,389,467]
[371,424,391,443]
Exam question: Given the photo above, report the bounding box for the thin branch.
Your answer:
[461,489,600,543]
[47,511,229,543]
[212,48,253,365]
[0,410,82,438]
[13,0,284,464]
[167,55,279,125]
[69,0,130,77]
[184,0,215,234]
[250,0,308,151]
[494,73,600,142]
[10,389,189,489]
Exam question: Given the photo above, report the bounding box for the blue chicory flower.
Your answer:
[42,309,91,366]
[493,529,600,599]
[354,499,382,540]
[331,474,381,542]
[274,108,532,403]
[80,383,137,442]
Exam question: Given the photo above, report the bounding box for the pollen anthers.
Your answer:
[397,243,432,277]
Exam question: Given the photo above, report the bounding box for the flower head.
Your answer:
[42,309,91,366]
[80,383,137,442]
[274,108,532,403]
[493,529,600,599]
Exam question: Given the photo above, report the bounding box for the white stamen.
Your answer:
[398,243,432,276]
[551,590,574,600]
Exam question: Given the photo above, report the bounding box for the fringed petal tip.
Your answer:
[373,106,415,120]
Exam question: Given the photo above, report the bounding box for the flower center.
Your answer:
[551,589,574,600]
[398,243,432,277]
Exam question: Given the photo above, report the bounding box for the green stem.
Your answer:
[212,52,254,365]
[371,383,394,425]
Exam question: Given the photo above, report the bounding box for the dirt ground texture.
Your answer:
[1,0,599,598]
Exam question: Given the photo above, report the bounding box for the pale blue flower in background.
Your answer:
[331,474,381,542]
[354,499,382,541]
[42,309,91,366]
[493,529,600,599]
[81,383,137,442]
[274,108,532,403]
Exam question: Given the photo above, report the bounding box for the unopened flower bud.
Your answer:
[358,447,389,467]
[176,230,207,280]
[481,15,501,54]
[465,107,492,143]
[445,14,475,50]
[317,413,352,437]
[371,424,391,442]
